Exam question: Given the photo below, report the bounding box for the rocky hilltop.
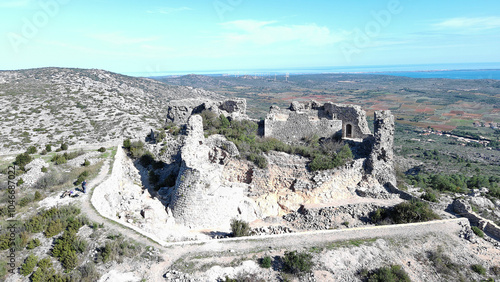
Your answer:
[148,99,397,229]
[0,68,221,153]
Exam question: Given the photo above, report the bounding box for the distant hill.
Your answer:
[0,68,221,153]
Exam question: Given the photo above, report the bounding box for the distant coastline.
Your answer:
[132,62,500,80]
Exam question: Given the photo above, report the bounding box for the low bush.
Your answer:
[34,191,42,201]
[75,171,89,186]
[247,153,267,169]
[123,139,131,149]
[51,154,67,165]
[20,254,38,276]
[45,144,52,152]
[41,166,48,173]
[471,264,486,275]
[282,251,313,275]
[18,195,31,207]
[360,265,411,282]
[14,153,32,169]
[26,238,41,250]
[52,231,80,270]
[421,190,438,202]
[26,145,37,154]
[259,256,272,268]
[34,171,69,190]
[40,149,47,155]
[83,159,90,166]
[370,200,439,224]
[471,226,484,238]
[60,143,68,151]
[17,178,24,186]
[230,219,250,237]
[44,219,64,238]
[98,147,106,152]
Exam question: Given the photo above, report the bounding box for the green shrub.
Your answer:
[391,199,440,224]
[26,238,41,249]
[45,144,52,152]
[60,143,68,150]
[471,264,486,275]
[98,147,106,152]
[52,231,79,270]
[83,159,90,166]
[123,139,131,149]
[248,153,267,169]
[15,152,32,169]
[230,219,250,237]
[421,191,438,202]
[282,251,313,275]
[40,149,47,155]
[20,254,38,276]
[18,195,31,207]
[471,226,484,238]
[361,265,411,282]
[17,178,24,186]
[75,171,89,185]
[51,154,67,165]
[45,219,64,237]
[427,246,460,276]
[34,191,42,201]
[260,256,272,268]
[26,145,37,154]
[41,166,48,173]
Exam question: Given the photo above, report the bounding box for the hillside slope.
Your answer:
[0,68,221,153]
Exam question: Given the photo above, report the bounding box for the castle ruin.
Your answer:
[163,99,396,229]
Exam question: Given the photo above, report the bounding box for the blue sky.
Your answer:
[1,0,500,75]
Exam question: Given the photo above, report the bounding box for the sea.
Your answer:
[134,62,500,80]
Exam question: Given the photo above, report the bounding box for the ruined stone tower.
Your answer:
[366,110,396,187]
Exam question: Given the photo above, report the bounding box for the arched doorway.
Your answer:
[345,124,352,138]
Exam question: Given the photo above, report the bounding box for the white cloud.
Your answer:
[88,33,160,45]
[218,20,345,47]
[147,7,191,15]
[434,17,500,30]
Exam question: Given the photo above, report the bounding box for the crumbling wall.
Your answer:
[166,98,247,125]
[264,101,371,142]
[264,110,342,142]
[366,110,396,187]
[169,115,260,229]
[324,103,371,139]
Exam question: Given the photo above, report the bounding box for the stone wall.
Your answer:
[264,101,371,142]
[264,111,342,142]
[324,103,371,139]
[453,199,500,240]
[167,98,247,125]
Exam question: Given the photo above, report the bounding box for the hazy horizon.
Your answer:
[1,0,500,75]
